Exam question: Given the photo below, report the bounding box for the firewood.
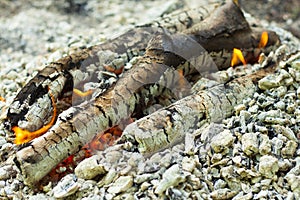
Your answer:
[121,64,277,155]
[9,0,280,186]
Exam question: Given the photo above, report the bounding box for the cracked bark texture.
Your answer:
[7,0,280,186]
[121,65,276,155]
[5,2,219,132]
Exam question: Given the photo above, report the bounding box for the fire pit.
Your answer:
[0,0,299,199]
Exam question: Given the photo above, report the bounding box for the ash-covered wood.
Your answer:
[121,64,277,155]
[6,0,280,186]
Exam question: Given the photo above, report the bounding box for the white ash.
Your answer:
[64,48,300,199]
[0,0,300,199]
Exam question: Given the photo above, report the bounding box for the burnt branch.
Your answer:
[9,0,281,186]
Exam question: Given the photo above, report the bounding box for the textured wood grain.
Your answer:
[9,0,280,186]
[121,65,276,155]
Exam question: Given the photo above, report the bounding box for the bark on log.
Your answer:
[6,2,219,132]
[11,0,280,186]
[121,65,277,155]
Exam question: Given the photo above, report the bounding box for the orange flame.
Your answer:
[258,31,268,48]
[73,88,93,97]
[231,48,247,67]
[231,31,269,67]
[13,90,57,144]
[0,97,5,102]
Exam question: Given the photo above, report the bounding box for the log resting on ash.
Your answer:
[121,64,277,156]
[6,2,220,132]
[7,0,280,186]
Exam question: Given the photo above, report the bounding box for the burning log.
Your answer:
[74,55,280,182]
[5,2,220,133]
[12,87,57,144]
[121,64,277,155]
[7,0,280,186]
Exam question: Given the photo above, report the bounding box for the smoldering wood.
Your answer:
[10,0,280,186]
[5,2,219,132]
[121,65,277,155]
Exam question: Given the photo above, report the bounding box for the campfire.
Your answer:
[36,28,275,186]
[1,0,299,199]
[7,0,280,184]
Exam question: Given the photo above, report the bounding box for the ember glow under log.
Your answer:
[8,0,280,186]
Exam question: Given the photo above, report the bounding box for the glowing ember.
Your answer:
[231,48,247,67]
[104,65,124,75]
[39,117,132,186]
[45,124,125,185]
[13,89,57,144]
[46,155,76,184]
[84,125,123,156]
[258,31,268,48]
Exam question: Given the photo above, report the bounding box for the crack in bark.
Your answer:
[5,0,281,186]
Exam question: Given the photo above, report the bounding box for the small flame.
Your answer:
[258,31,268,48]
[73,88,93,97]
[230,31,269,67]
[0,97,5,102]
[233,0,239,6]
[13,89,57,144]
[231,48,247,67]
